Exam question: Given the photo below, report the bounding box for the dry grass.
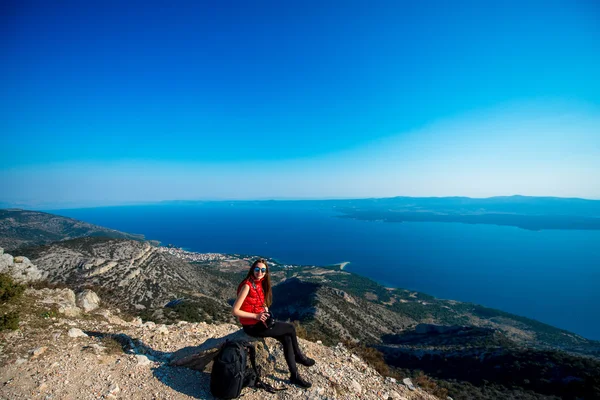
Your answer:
[414,370,449,398]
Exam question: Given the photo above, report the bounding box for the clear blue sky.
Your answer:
[1,0,599,207]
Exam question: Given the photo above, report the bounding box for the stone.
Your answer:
[15,357,27,365]
[0,252,43,283]
[105,383,120,399]
[156,325,169,335]
[350,379,362,393]
[68,328,88,338]
[388,391,405,400]
[142,321,156,329]
[30,346,48,358]
[136,355,153,367]
[76,289,100,312]
[59,305,82,317]
[402,378,416,391]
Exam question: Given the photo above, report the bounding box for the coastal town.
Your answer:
[156,245,226,262]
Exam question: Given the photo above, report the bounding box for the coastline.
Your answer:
[330,261,350,270]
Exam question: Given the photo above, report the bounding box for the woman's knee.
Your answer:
[277,321,296,335]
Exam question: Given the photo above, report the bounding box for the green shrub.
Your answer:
[0,311,20,331]
[0,274,25,303]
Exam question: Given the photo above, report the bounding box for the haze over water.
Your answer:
[56,203,600,341]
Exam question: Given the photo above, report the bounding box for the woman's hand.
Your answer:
[256,312,269,323]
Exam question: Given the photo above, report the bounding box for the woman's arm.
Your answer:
[232,284,267,321]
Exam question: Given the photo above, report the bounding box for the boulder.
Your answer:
[0,252,44,283]
[0,253,14,273]
[68,328,88,338]
[169,329,275,373]
[31,288,82,316]
[76,289,100,312]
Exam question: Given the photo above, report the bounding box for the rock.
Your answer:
[105,383,120,399]
[350,379,362,393]
[30,346,48,358]
[76,289,100,312]
[142,321,156,329]
[316,340,322,345]
[131,317,143,326]
[136,355,153,367]
[0,253,13,273]
[85,344,107,354]
[388,391,405,400]
[15,357,27,365]
[59,305,82,317]
[156,325,169,335]
[68,328,88,338]
[402,378,416,391]
[37,383,48,392]
[0,252,43,283]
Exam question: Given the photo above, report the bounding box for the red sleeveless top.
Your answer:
[237,278,266,326]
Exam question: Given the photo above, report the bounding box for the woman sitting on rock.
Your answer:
[232,258,315,388]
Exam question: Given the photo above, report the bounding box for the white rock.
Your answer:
[15,357,27,365]
[68,328,88,338]
[105,383,120,399]
[350,379,362,393]
[135,354,153,367]
[59,305,82,317]
[131,317,143,327]
[76,289,101,312]
[0,253,14,273]
[388,391,405,400]
[402,377,416,391]
[157,325,169,335]
[142,321,156,329]
[316,340,322,345]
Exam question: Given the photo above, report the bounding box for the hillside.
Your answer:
[0,209,146,251]
[0,280,436,400]
[14,238,236,325]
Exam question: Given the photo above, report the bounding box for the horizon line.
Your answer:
[3,193,600,211]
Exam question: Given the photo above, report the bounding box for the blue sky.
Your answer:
[1,0,599,207]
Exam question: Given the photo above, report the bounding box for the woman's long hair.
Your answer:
[239,258,272,307]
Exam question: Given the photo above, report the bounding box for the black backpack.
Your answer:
[210,341,259,399]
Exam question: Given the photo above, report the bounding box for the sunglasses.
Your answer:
[254,267,267,273]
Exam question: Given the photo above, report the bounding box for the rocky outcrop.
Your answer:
[76,289,100,312]
[0,287,437,400]
[17,238,235,317]
[0,248,45,283]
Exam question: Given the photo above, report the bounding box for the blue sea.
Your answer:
[55,203,600,340]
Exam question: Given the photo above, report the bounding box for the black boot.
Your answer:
[290,372,312,388]
[295,354,315,367]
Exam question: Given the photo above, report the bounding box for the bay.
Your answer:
[54,203,600,340]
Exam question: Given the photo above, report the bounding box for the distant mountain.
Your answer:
[0,209,147,251]
[156,195,600,230]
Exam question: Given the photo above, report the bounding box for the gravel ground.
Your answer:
[0,290,438,400]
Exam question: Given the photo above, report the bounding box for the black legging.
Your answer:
[243,321,302,376]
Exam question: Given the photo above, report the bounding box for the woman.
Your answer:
[232,258,315,388]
